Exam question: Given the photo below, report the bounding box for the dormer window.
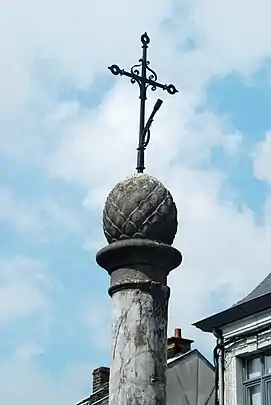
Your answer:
[243,353,271,405]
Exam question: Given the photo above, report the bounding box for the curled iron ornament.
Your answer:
[108,33,178,173]
[146,62,158,90]
[130,61,142,85]
[108,64,122,76]
[141,32,150,46]
[166,84,178,95]
[146,61,157,81]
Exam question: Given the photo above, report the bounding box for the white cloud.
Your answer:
[190,0,271,76]
[0,255,102,404]
[167,167,271,345]
[164,0,271,87]
[252,131,271,182]
[0,349,93,405]
[0,0,171,117]
[2,0,271,402]
[44,199,82,232]
[0,188,82,235]
[0,257,49,325]
[85,303,111,355]
[0,189,43,232]
[14,343,44,362]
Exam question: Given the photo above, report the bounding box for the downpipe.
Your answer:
[213,328,224,405]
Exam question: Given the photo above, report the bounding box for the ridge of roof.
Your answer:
[167,348,215,371]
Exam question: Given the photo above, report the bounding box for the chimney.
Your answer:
[92,367,110,393]
[167,328,194,359]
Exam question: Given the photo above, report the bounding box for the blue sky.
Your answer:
[2,1,271,404]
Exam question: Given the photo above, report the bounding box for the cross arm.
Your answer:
[108,64,178,95]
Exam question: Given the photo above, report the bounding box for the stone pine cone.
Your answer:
[103,173,178,246]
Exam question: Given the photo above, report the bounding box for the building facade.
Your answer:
[195,272,271,405]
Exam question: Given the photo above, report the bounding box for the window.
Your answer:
[243,353,271,405]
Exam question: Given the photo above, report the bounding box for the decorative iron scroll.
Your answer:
[108,33,178,173]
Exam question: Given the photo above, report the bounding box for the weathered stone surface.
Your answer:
[96,239,182,280]
[103,173,177,246]
[96,240,182,405]
[110,286,169,405]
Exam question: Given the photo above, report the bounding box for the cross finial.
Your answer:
[109,33,178,173]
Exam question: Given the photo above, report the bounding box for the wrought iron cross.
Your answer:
[109,32,178,173]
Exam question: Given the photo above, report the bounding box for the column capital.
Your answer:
[96,239,182,290]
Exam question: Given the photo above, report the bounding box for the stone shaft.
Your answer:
[110,284,168,405]
[96,239,182,405]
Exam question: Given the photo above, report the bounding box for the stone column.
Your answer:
[96,173,182,405]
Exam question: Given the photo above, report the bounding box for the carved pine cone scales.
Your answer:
[103,173,178,246]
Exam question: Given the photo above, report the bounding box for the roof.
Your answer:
[194,273,271,333]
[167,348,215,372]
[234,272,271,306]
[77,386,109,405]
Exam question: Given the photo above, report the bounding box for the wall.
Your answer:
[221,308,271,405]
